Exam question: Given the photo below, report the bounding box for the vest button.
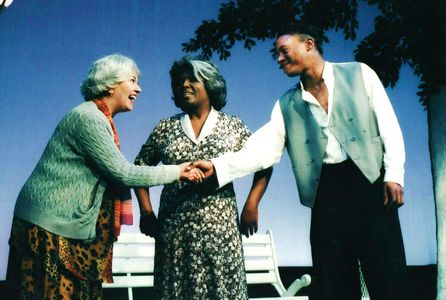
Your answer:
[305,139,310,144]
[351,137,356,141]
[349,117,354,121]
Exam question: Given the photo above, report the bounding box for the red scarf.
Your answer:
[93,99,133,237]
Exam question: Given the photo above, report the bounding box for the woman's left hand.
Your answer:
[139,211,159,238]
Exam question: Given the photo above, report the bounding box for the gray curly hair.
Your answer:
[80,54,140,101]
[170,56,227,110]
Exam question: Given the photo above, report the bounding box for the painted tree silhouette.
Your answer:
[183,0,446,298]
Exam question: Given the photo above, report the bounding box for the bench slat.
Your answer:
[243,245,273,257]
[242,234,272,244]
[245,258,275,271]
[246,272,277,284]
[112,260,154,273]
[115,234,153,244]
[103,275,153,288]
[112,246,155,258]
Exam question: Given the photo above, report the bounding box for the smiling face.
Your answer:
[108,70,141,114]
[172,69,210,112]
[275,34,310,77]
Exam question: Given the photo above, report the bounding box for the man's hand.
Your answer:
[191,160,215,179]
[383,182,404,209]
[240,202,259,238]
[139,211,159,238]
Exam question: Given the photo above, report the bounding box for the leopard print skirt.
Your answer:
[6,196,114,300]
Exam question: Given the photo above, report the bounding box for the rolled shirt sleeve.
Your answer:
[212,101,286,187]
[361,63,405,186]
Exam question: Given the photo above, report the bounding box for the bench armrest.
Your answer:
[282,274,311,297]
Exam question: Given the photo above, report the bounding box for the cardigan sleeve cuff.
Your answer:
[162,165,181,183]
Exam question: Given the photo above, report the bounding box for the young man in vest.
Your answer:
[193,23,408,299]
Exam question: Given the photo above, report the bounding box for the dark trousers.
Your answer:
[310,159,408,300]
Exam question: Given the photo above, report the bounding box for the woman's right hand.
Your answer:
[179,162,205,183]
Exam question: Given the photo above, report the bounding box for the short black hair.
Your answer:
[276,22,324,55]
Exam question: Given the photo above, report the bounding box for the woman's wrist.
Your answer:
[140,210,153,216]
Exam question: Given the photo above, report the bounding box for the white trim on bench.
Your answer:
[103,230,310,300]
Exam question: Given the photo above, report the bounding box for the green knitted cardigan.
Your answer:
[14,101,179,240]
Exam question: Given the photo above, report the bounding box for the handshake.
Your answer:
[179,160,216,183]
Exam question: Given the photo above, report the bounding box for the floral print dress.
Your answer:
[135,109,250,300]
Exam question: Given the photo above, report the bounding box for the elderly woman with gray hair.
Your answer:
[134,56,272,299]
[6,54,203,299]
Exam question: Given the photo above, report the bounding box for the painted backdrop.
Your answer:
[0,0,435,279]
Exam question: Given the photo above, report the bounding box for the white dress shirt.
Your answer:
[212,62,405,187]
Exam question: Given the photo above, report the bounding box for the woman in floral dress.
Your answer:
[134,56,272,299]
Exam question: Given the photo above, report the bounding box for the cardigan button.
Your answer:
[351,137,356,141]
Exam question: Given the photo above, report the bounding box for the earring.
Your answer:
[109,90,113,95]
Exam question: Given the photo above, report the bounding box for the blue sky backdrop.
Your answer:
[0,0,436,279]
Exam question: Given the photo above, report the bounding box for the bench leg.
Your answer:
[126,273,133,300]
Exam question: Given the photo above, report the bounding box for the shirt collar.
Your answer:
[299,61,334,106]
[180,106,219,144]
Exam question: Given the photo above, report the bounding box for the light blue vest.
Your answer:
[279,62,383,208]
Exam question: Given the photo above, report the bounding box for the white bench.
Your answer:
[103,230,311,300]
